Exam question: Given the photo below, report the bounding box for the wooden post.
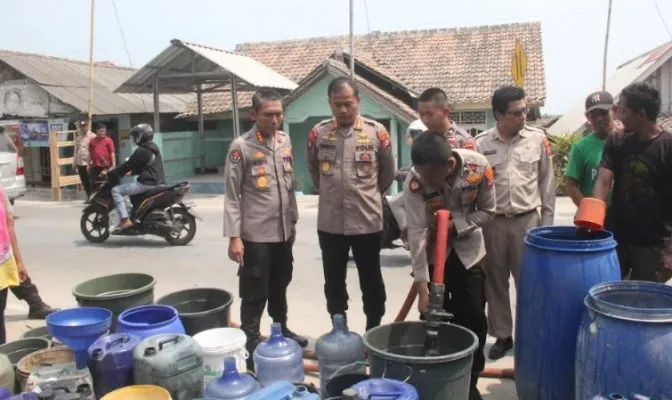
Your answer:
[49,131,61,201]
[87,0,96,122]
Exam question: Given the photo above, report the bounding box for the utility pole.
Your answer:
[349,0,355,79]
[602,0,613,90]
[87,0,96,122]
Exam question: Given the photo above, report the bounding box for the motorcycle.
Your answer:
[80,174,202,245]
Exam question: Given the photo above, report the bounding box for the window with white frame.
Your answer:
[451,111,487,137]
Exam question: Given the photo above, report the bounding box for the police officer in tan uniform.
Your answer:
[475,85,556,360]
[405,132,494,400]
[307,78,396,331]
[223,90,308,370]
[417,88,478,150]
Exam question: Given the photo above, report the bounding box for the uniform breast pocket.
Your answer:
[355,151,375,178]
[250,165,270,190]
[514,148,540,173]
[317,149,336,176]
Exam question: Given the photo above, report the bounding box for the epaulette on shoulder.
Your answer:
[474,129,491,141]
[362,117,379,126]
[525,125,546,136]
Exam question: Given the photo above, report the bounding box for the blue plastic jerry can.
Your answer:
[245,381,319,400]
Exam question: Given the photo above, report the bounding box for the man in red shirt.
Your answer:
[88,123,116,188]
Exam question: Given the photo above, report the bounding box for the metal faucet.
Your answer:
[424,282,454,356]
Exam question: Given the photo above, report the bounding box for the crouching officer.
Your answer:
[404,131,495,400]
[223,90,308,371]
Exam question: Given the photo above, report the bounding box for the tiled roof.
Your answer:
[0,50,193,115]
[180,22,545,117]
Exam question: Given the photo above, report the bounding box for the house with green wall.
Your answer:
[170,22,547,193]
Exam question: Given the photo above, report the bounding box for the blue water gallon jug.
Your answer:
[204,357,259,399]
[9,395,39,400]
[316,314,366,399]
[116,305,185,340]
[351,378,418,400]
[253,323,304,387]
[88,333,141,398]
[515,227,620,400]
[576,281,672,398]
[592,395,629,400]
[246,381,318,400]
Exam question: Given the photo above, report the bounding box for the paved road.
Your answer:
[6,194,578,399]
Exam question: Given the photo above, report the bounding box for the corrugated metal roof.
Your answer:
[115,39,297,94]
[548,41,672,136]
[0,51,193,115]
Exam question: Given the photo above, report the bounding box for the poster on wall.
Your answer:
[18,118,70,147]
[19,120,49,147]
[49,118,70,142]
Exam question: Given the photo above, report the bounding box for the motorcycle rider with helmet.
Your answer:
[101,123,165,232]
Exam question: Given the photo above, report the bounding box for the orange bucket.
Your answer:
[575,198,606,230]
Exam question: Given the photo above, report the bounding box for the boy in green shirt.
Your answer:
[565,91,616,220]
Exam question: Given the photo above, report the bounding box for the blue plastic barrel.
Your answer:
[515,226,620,400]
[576,281,672,398]
[116,305,185,340]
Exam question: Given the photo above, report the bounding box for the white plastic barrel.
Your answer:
[193,327,248,387]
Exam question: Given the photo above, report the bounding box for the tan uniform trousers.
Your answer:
[482,211,540,339]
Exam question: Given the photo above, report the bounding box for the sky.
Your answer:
[2,0,672,115]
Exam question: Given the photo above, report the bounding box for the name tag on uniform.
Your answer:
[483,150,497,156]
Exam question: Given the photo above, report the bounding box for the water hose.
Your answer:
[229,207,514,380]
[424,210,452,356]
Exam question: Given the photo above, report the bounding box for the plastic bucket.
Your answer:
[575,197,606,230]
[101,385,171,400]
[325,373,369,399]
[193,328,248,387]
[363,321,478,400]
[156,288,233,336]
[16,347,75,392]
[73,273,156,331]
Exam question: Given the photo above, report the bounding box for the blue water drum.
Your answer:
[350,378,419,400]
[576,281,672,398]
[116,305,185,340]
[88,333,142,398]
[515,226,620,399]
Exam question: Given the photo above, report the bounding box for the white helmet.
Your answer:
[405,119,427,145]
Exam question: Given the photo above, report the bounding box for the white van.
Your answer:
[0,130,26,204]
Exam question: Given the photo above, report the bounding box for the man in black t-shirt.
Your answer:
[593,82,672,282]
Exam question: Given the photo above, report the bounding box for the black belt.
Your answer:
[495,209,537,219]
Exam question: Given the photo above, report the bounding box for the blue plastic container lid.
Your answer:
[351,378,418,400]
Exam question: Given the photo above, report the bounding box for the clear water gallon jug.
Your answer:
[204,357,259,400]
[253,323,304,387]
[316,314,366,399]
